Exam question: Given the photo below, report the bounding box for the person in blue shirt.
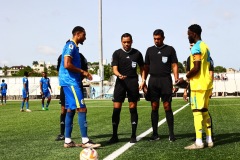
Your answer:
[20,71,31,112]
[55,51,88,141]
[40,72,52,110]
[1,79,7,105]
[59,26,100,148]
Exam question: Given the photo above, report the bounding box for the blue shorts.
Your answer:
[42,91,51,98]
[63,85,86,110]
[22,90,29,99]
[1,93,6,96]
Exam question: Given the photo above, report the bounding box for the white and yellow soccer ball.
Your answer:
[80,148,98,160]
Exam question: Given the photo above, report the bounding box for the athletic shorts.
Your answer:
[1,93,6,96]
[59,87,65,106]
[147,75,173,102]
[113,77,139,102]
[22,90,29,99]
[63,85,86,110]
[42,91,51,99]
[190,89,212,110]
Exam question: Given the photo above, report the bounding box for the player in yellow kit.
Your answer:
[177,24,213,149]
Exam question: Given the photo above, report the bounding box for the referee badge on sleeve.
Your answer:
[162,56,168,63]
[132,61,137,68]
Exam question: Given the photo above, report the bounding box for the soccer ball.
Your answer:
[80,148,98,160]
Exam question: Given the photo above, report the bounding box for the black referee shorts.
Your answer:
[59,87,65,106]
[113,77,139,103]
[148,75,173,103]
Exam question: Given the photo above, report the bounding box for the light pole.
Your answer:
[99,0,104,98]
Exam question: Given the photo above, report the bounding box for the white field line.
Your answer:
[103,103,190,160]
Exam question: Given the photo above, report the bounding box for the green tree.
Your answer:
[3,65,9,76]
[32,61,39,66]
[104,64,113,80]
[14,66,41,77]
[178,62,185,73]
[214,66,226,73]
[48,66,58,76]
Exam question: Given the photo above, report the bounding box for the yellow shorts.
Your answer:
[190,89,212,110]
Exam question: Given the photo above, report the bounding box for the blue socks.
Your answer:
[21,102,24,109]
[65,111,75,138]
[26,102,29,109]
[78,112,88,138]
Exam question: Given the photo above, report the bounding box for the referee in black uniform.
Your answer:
[55,46,88,141]
[109,33,145,143]
[144,29,179,142]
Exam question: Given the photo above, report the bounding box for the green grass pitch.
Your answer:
[0,98,240,160]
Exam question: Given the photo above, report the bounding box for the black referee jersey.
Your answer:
[111,48,144,78]
[145,45,178,76]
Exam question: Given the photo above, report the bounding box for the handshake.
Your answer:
[173,77,189,89]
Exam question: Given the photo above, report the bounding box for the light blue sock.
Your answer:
[21,102,24,109]
[65,111,75,138]
[26,102,29,109]
[78,112,88,137]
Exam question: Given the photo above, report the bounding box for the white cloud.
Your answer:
[37,45,57,55]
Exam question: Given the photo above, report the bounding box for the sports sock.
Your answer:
[151,109,159,135]
[21,102,24,109]
[202,111,212,143]
[165,109,174,137]
[60,113,66,135]
[193,111,203,140]
[130,108,138,137]
[78,112,88,138]
[65,110,75,138]
[65,137,71,143]
[46,101,50,108]
[42,103,44,108]
[26,102,29,109]
[112,108,121,137]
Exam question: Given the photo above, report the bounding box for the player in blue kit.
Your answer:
[40,72,52,111]
[59,26,100,148]
[1,79,7,105]
[20,71,32,112]
[55,51,88,141]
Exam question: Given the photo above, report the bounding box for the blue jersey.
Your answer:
[40,77,50,92]
[22,77,29,92]
[59,40,81,86]
[1,82,7,94]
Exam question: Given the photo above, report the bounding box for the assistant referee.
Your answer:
[144,29,179,142]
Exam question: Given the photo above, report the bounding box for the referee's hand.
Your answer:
[118,74,127,80]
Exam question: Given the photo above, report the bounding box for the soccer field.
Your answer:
[0,98,240,160]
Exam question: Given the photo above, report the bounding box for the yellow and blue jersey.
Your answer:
[190,40,213,90]
[59,40,81,86]
[40,77,50,92]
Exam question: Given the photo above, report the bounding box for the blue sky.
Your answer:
[0,0,239,70]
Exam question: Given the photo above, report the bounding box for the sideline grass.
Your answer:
[0,98,240,160]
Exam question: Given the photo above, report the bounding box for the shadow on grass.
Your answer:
[89,133,133,147]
